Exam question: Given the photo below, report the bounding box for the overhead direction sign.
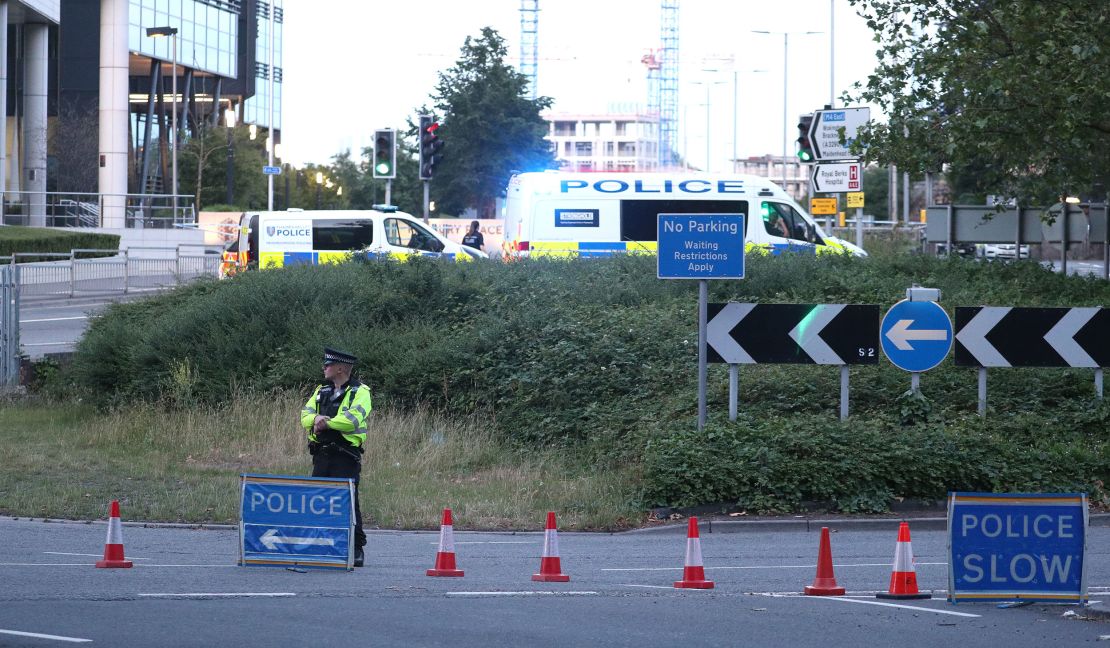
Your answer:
[948,492,1088,604]
[880,299,953,372]
[657,213,745,280]
[809,107,870,161]
[706,303,879,365]
[810,198,837,215]
[239,474,354,570]
[811,162,862,193]
[955,307,1110,367]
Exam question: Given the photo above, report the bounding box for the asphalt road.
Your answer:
[0,518,1106,647]
[18,292,165,359]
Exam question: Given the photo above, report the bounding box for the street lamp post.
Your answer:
[692,75,725,173]
[752,30,821,196]
[146,26,179,221]
[225,109,236,205]
[315,171,324,210]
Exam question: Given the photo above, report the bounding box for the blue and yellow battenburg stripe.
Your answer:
[259,250,468,268]
[522,240,851,258]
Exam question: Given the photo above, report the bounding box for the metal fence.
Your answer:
[0,264,18,386]
[1,191,196,228]
[3,245,222,299]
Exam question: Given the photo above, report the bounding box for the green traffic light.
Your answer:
[375,162,391,175]
[797,150,813,162]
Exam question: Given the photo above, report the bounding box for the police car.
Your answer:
[502,171,866,258]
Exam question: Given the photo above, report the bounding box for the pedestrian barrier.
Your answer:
[426,508,464,577]
[674,516,714,589]
[804,526,846,596]
[877,521,930,599]
[532,511,570,582]
[95,500,133,568]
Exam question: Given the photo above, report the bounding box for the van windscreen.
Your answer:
[312,219,374,251]
[620,200,749,241]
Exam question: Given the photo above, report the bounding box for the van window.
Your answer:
[620,199,749,241]
[761,201,823,244]
[312,219,374,251]
[384,218,444,253]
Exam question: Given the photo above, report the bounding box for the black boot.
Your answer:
[354,547,364,567]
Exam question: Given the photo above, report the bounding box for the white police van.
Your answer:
[502,171,866,258]
[221,207,485,276]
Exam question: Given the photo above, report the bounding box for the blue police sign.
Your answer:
[657,213,745,280]
[239,474,354,570]
[948,493,1088,603]
[880,299,953,371]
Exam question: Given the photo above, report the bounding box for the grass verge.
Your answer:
[0,392,640,530]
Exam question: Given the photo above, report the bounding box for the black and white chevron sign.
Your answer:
[706,303,879,365]
[954,307,1110,367]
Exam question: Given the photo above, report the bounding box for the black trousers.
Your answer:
[311,449,366,548]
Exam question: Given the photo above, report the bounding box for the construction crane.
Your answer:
[519,0,539,100]
[644,1,679,168]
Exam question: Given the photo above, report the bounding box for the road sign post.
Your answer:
[948,492,1088,604]
[239,474,354,570]
[657,213,746,430]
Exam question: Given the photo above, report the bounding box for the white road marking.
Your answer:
[428,541,532,545]
[0,562,235,567]
[139,593,295,598]
[44,552,149,560]
[808,595,981,618]
[445,591,598,597]
[0,628,92,643]
[20,316,89,323]
[21,342,76,347]
[601,562,946,572]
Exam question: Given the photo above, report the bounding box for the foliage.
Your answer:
[178,124,268,211]
[69,250,1110,512]
[847,0,1110,203]
[0,226,119,258]
[427,27,557,218]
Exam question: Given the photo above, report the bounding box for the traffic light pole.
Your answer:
[422,180,430,223]
[385,180,392,206]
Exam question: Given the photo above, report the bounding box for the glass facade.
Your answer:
[243,0,283,130]
[128,0,239,78]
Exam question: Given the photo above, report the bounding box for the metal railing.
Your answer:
[0,264,17,386]
[2,244,222,299]
[2,191,196,228]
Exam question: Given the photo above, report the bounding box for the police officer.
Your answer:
[300,348,372,567]
[461,220,484,252]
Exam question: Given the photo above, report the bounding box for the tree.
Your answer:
[428,27,556,218]
[178,124,267,211]
[846,0,1110,204]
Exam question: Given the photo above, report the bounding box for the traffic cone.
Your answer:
[426,508,464,577]
[674,516,714,589]
[877,521,930,599]
[95,500,133,568]
[804,526,845,595]
[532,511,570,582]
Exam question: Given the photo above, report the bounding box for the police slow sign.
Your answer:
[948,493,1088,603]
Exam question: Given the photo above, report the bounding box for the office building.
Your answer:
[544,111,660,173]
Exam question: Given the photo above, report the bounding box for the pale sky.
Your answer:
[281,0,881,171]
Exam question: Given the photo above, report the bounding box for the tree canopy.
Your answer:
[428,27,555,218]
[847,0,1110,204]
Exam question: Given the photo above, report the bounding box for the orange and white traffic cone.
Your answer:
[804,526,845,595]
[532,511,570,582]
[674,516,714,589]
[426,508,464,577]
[877,521,930,599]
[95,500,133,569]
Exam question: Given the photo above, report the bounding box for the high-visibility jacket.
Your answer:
[301,379,372,449]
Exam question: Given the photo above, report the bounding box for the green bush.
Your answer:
[69,250,1110,511]
[0,226,119,259]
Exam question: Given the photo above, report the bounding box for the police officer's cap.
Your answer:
[323,348,357,366]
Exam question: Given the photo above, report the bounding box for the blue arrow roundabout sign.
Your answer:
[881,299,953,372]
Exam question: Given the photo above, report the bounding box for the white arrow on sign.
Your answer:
[707,302,756,364]
[885,319,949,351]
[260,528,336,551]
[955,307,1011,367]
[788,304,845,364]
[1044,307,1099,367]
